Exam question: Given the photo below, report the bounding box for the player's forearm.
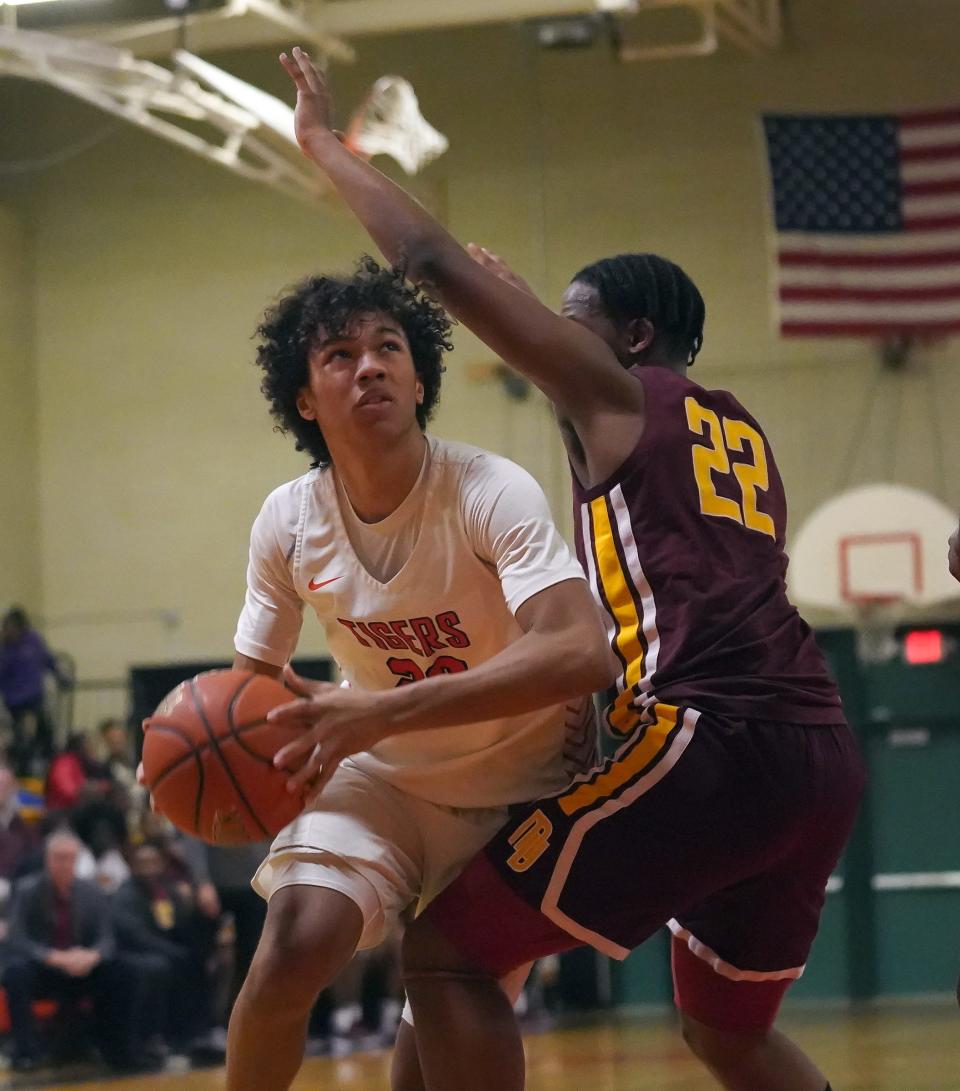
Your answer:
[233,652,283,680]
[373,627,612,737]
[303,132,460,283]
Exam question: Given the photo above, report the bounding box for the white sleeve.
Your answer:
[461,453,585,616]
[233,487,304,667]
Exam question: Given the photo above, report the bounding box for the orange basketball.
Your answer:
[142,669,307,845]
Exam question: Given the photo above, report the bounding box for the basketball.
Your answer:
[142,669,307,845]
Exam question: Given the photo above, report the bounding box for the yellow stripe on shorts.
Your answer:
[558,703,679,817]
[605,686,646,737]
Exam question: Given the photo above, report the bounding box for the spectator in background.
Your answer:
[8,812,63,882]
[73,799,131,894]
[3,829,140,1072]
[99,718,145,808]
[180,839,269,1044]
[45,732,110,813]
[0,762,38,884]
[112,843,213,1060]
[324,925,404,1049]
[0,608,68,776]
[0,762,40,957]
[137,810,203,887]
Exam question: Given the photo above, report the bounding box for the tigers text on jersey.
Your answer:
[573,367,844,736]
[235,436,594,808]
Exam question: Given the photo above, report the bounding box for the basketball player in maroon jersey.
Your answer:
[278,48,866,1091]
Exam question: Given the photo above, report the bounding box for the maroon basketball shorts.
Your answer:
[423,704,866,1033]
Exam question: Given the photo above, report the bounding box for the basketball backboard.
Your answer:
[788,483,960,613]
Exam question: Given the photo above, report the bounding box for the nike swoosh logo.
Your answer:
[308,575,344,592]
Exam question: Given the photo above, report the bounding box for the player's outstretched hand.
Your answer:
[279,46,339,157]
[269,664,387,799]
[949,521,960,582]
[466,243,537,299]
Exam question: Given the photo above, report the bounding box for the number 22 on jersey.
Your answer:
[684,396,776,539]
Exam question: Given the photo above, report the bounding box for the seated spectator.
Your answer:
[45,733,110,813]
[14,773,45,828]
[173,838,267,1053]
[10,812,67,882]
[99,718,146,809]
[0,762,39,884]
[324,933,404,1051]
[73,800,131,894]
[179,839,268,1017]
[3,829,140,1072]
[112,843,213,1058]
[0,608,68,777]
[0,762,40,954]
[135,810,195,883]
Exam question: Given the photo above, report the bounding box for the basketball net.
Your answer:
[850,597,902,665]
[345,76,449,175]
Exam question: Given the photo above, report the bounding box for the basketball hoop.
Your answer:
[848,596,902,665]
[838,531,923,604]
[345,76,449,176]
[837,531,917,665]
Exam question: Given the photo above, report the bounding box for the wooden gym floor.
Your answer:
[17,1001,959,1091]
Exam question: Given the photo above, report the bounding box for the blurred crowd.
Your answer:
[0,607,410,1076]
[0,606,561,1078]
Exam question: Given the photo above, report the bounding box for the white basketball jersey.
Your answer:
[235,436,596,807]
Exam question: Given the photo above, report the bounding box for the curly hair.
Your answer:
[255,256,452,466]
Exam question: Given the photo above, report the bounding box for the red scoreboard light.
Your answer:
[903,629,945,665]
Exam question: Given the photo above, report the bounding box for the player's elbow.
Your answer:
[562,628,617,696]
[404,237,462,289]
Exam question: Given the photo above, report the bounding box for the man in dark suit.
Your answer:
[112,842,213,1055]
[3,829,139,1071]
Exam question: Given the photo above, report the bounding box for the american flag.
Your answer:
[762,109,960,338]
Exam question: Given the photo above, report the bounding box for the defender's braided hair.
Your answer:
[572,253,705,365]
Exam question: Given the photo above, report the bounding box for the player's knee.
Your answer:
[247,886,363,1010]
[680,1011,767,1071]
[402,914,488,981]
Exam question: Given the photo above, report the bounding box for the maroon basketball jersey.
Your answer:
[572,367,844,734]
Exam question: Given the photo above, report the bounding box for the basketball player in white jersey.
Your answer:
[224,256,612,1091]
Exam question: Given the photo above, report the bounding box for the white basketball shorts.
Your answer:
[252,757,508,950]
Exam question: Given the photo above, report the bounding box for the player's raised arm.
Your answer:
[279,48,644,479]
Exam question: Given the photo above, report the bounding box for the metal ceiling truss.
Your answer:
[714,0,782,54]
[18,0,782,60]
[0,0,781,206]
[617,0,782,60]
[0,27,329,203]
[69,0,356,63]
[316,0,782,56]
